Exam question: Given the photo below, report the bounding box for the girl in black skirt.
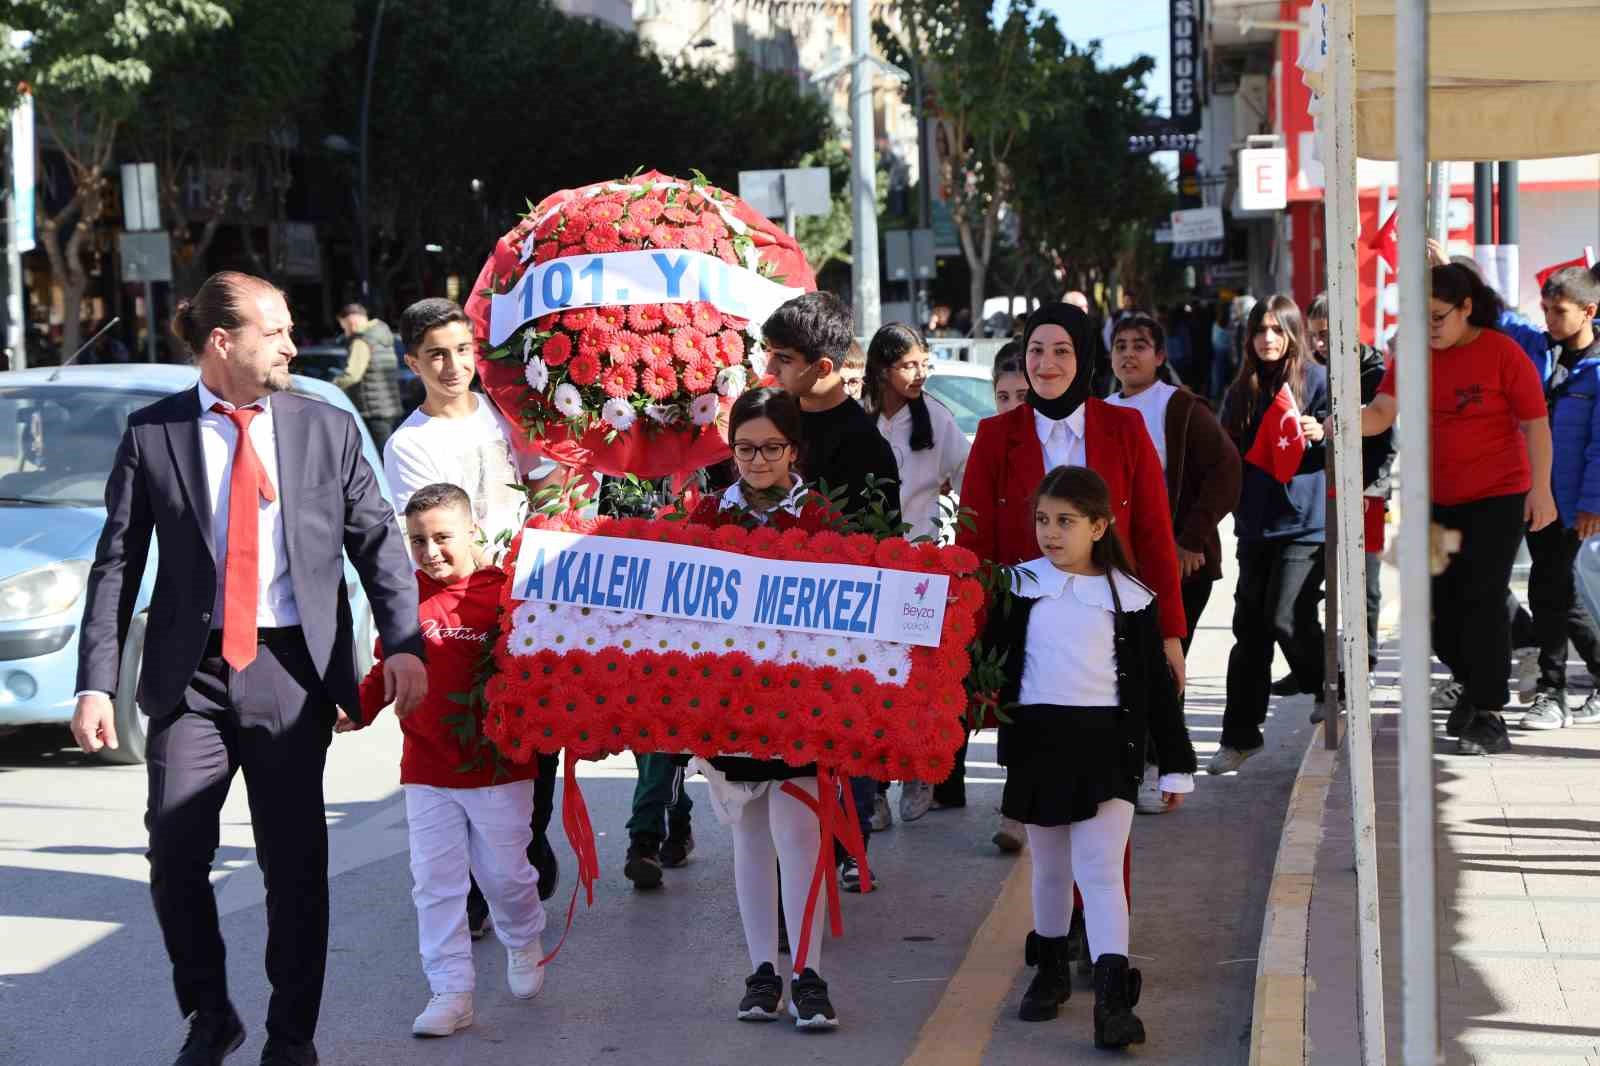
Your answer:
[983,466,1197,1049]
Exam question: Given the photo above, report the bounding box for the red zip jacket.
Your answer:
[957,399,1186,639]
[357,566,536,788]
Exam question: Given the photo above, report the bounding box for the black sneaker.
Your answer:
[1457,712,1512,755]
[174,1005,244,1066]
[530,831,559,902]
[789,968,839,1030]
[1271,674,1305,696]
[839,856,876,893]
[624,835,663,890]
[466,883,492,940]
[1444,698,1475,738]
[738,962,784,1021]
[660,829,695,868]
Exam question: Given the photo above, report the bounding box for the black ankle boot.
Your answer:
[1019,931,1071,1021]
[1092,953,1147,1049]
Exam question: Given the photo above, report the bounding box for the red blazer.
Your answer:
[957,399,1186,639]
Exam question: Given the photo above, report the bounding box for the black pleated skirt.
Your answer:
[999,705,1134,827]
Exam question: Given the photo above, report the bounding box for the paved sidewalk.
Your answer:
[1308,662,1600,1065]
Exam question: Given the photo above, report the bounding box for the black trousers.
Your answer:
[145,628,334,1044]
[1179,575,1215,656]
[1365,551,1382,669]
[1433,494,1526,712]
[1222,538,1326,750]
[1526,521,1600,692]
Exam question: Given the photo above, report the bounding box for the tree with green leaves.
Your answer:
[128,0,357,295]
[0,1,231,357]
[878,0,1062,335]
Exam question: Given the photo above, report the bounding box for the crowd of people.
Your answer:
[64,251,1600,1064]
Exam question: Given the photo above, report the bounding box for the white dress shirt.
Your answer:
[1013,558,1193,795]
[877,397,970,541]
[1033,406,1086,471]
[1106,381,1176,471]
[197,380,299,628]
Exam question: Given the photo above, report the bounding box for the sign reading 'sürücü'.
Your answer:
[1170,0,1204,133]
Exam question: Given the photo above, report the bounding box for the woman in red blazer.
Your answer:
[959,303,1187,676]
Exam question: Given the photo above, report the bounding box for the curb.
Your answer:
[1247,725,1342,1066]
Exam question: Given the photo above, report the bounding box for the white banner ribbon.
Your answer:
[488,250,804,346]
[510,530,950,647]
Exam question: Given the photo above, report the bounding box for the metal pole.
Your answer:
[1396,0,1439,1062]
[358,0,388,307]
[1426,162,1450,246]
[4,188,21,370]
[849,0,881,338]
[1473,163,1494,242]
[1498,160,1520,306]
[1323,0,1385,1055]
[144,281,157,363]
[1322,456,1341,752]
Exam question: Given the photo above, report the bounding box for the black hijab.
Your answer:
[1021,302,1098,420]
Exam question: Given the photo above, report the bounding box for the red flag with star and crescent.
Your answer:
[1243,384,1307,483]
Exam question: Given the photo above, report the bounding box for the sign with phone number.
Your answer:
[487,249,804,346]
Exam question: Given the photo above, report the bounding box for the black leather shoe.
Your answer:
[1270,674,1305,696]
[530,830,560,901]
[259,1038,318,1066]
[174,1006,244,1066]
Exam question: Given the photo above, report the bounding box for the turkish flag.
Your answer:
[1243,384,1308,484]
[1368,209,1399,272]
[1536,248,1597,289]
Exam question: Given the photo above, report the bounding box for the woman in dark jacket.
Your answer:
[1211,294,1329,773]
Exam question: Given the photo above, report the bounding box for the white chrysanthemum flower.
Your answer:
[553,382,584,418]
[715,365,747,398]
[524,355,549,392]
[689,392,719,426]
[602,397,636,431]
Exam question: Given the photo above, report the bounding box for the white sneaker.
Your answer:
[507,939,546,1000]
[1206,745,1259,775]
[412,991,473,1037]
[899,780,933,822]
[1515,647,1540,702]
[1134,766,1169,815]
[869,792,893,832]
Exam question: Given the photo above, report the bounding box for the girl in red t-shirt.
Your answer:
[1356,264,1555,754]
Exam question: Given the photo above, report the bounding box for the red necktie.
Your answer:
[214,403,278,670]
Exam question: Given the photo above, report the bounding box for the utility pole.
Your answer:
[849,0,881,339]
[358,0,388,309]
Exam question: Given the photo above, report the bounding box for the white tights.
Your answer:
[731,777,826,975]
[1026,798,1134,958]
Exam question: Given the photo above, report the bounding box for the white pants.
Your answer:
[1026,798,1135,959]
[730,777,826,975]
[405,781,547,993]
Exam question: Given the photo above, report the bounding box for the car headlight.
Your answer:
[0,560,92,623]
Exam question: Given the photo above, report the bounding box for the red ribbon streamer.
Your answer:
[539,752,601,966]
[780,763,870,975]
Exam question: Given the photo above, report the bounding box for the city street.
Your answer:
[0,522,1312,1066]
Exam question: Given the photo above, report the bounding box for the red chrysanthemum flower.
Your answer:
[676,522,712,548]
[535,312,561,331]
[940,545,980,574]
[715,330,745,367]
[584,225,621,253]
[639,333,674,370]
[688,302,722,334]
[680,227,713,254]
[722,314,751,332]
[715,238,740,265]
[777,527,810,556]
[711,524,747,551]
[627,303,665,333]
[640,363,677,400]
[741,526,780,556]
[604,332,639,366]
[567,352,601,387]
[535,240,558,262]
[600,362,637,398]
[647,223,682,249]
[535,213,562,240]
[591,306,625,334]
[562,307,596,332]
[561,212,591,241]
[806,530,848,562]
[670,327,707,364]
[541,332,573,367]
[840,535,877,565]
[663,205,697,225]
[915,542,947,572]
[699,213,729,239]
[680,359,715,394]
[617,218,648,243]
[587,200,625,224]
[659,302,692,328]
[627,197,664,223]
[953,578,986,612]
[875,538,917,569]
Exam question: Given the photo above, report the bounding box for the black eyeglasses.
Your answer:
[732,441,791,462]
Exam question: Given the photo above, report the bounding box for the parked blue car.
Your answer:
[0,364,392,763]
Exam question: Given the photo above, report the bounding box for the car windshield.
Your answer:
[923,372,997,437]
[0,387,166,506]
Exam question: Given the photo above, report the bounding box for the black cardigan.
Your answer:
[981,581,1197,790]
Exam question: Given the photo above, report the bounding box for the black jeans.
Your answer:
[1433,494,1526,712]
[1222,538,1326,750]
[1526,521,1600,692]
[1365,551,1382,669]
[145,629,334,1044]
[1180,575,1215,656]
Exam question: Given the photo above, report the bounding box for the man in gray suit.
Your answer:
[72,271,428,1066]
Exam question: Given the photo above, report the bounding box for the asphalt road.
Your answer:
[0,519,1310,1066]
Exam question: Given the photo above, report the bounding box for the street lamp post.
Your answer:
[358,0,388,308]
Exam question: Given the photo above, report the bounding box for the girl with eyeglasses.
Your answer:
[861,323,971,824]
[1211,294,1330,774]
[1350,264,1555,755]
[685,386,844,1030]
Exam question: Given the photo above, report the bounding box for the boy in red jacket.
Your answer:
[340,482,546,1037]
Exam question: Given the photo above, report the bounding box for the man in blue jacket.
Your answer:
[1522,267,1600,729]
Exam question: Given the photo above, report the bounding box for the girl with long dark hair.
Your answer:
[1352,265,1555,754]
[1210,294,1329,773]
[981,465,1195,1049]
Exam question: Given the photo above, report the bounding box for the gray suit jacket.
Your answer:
[76,386,423,714]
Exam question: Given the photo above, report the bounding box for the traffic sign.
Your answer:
[1170,207,1224,243]
[119,230,172,283]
